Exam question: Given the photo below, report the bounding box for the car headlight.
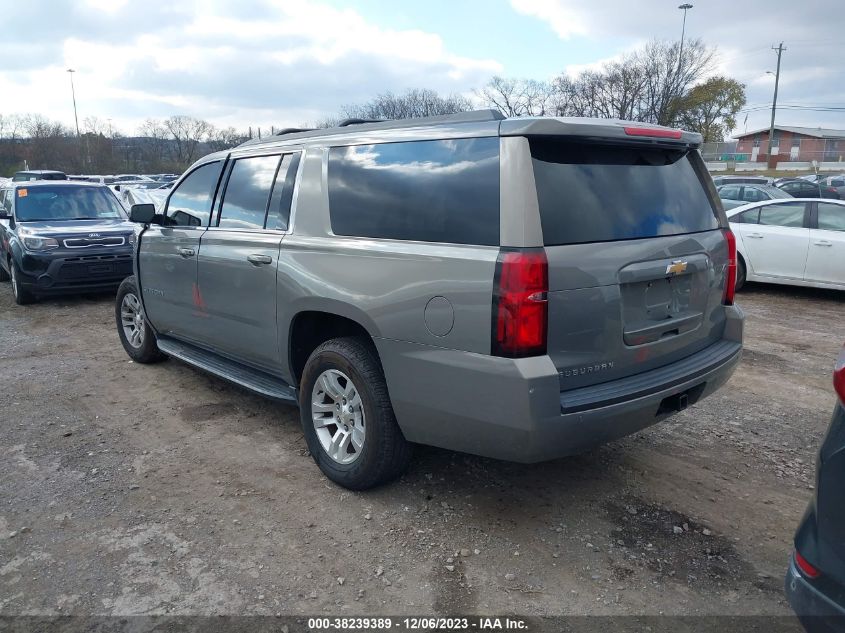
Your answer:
[22,236,60,251]
[128,232,137,245]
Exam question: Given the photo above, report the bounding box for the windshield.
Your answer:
[15,185,127,222]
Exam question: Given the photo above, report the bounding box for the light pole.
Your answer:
[768,43,786,168]
[678,3,693,70]
[66,69,80,138]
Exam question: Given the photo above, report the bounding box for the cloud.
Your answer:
[0,0,501,133]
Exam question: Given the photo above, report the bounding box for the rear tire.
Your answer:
[736,257,746,292]
[299,337,412,490]
[10,262,35,305]
[115,276,166,363]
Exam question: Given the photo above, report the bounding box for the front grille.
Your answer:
[63,236,125,248]
[56,254,133,281]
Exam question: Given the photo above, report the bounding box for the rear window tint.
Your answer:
[531,140,719,246]
[328,138,499,246]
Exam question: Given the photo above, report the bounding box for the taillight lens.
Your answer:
[723,229,737,305]
[492,249,548,358]
[795,550,821,579]
[834,345,845,404]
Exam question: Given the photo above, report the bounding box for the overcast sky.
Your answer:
[4,0,843,138]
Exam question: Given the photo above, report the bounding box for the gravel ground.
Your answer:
[0,280,843,619]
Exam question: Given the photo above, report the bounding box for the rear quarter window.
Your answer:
[531,140,720,246]
[327,138,499,246]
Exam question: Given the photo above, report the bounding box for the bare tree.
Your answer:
[206,126,249,153]
[477,76,554,117]
[164,115,213,165]
[341,88,472,121]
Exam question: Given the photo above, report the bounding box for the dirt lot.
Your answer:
[0,280,843,621]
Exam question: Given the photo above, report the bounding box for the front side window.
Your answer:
[328,138,500,246]
[14,185,126,222]
[165,161,223,227]
[817,203,845,232]
[735,208,759,224]
[218,155,281,230]
[759,203,806,228]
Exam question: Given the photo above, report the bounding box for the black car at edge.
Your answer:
[786,343,845,632]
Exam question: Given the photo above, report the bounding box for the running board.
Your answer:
[156,336,297,403]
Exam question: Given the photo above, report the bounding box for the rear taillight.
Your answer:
[723,229,737,305]
[795,550,821,579]
[834,345,845,404]
[492,249,548,358]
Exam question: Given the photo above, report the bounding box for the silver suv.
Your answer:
[116,110,743,490]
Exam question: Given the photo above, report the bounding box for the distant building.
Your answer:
[733,126,845,165]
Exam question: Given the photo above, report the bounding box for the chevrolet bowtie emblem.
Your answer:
[666,260,688,275]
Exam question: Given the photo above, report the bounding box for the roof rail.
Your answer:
[274,127,315,136]
[237,109,505,148]
[338,118,384,127]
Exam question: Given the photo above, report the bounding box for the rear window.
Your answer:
[328,138,499,246]
[530,140,720,246]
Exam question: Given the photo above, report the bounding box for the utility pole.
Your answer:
[768,42,786,168]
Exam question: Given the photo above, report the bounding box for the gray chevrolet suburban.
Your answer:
[116,110,743,490]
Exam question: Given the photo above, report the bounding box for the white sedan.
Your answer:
[727,198,845,291]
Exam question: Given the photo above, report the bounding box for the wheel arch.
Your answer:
[288,307,380,387]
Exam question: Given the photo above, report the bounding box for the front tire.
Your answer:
[115,276,166,363]
[10,261,35,305]
[299,337,411,490]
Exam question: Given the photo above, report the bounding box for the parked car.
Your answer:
[819,175,845,199]
[0,181,136,304]
[726,198,845,290]
[12,170,67,182]
[711,175,772,187]
[800,172,840,183]
[116,110,743,490]
[113,174,154,183]
[785,344,845,631]
[776,178,841,199]
[717,183,793,210]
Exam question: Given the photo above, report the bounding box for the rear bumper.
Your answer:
[377,305,743,462]
[785,557,845,633]
[16,249,133,294]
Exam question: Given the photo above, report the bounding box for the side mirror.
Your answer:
[0,209,9,220]
[114,184,121,192]
[130,203,157,224]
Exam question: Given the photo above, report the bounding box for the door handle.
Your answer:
[178,247,195,258]
[746,233,763,239]
[247,254,272,266]
[813,241,833,247]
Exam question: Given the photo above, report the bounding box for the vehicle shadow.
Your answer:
[738,281,844,303]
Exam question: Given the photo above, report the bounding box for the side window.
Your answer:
[327,138,500,246]
[719,185,741,200]
[759,203,806,228]
[218,154,281,230]
[743,187,765,203]
[165,161,223,227]
[780,182,797,193]
[736,208,759,224]
[830,178,845,187]
[817,203,845,232]
[266,153,301,231]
